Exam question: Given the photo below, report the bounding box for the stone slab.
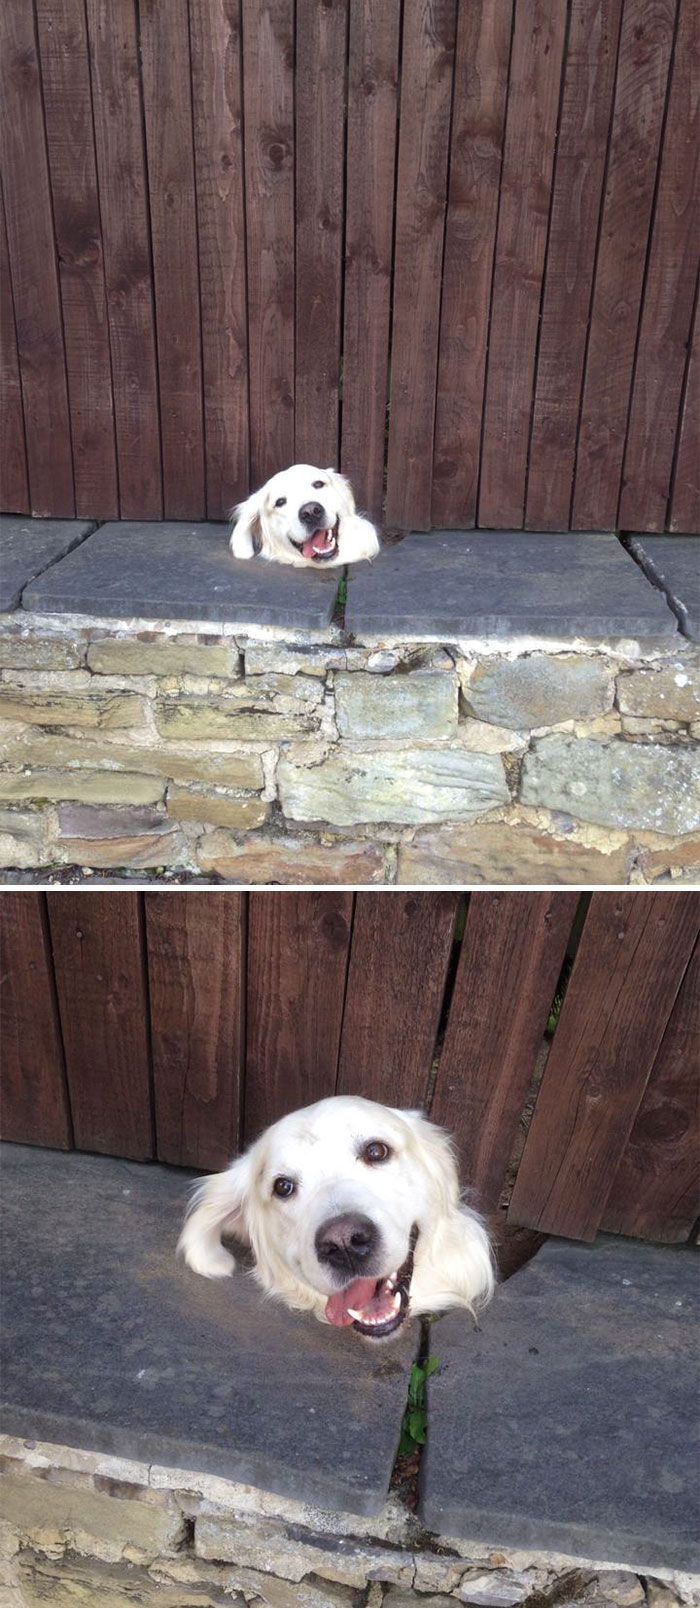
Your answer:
[0,517,96,611]
[22,523,339,628]
[628,535,700,641]
[0,1144,415,1516]
[345,533,678,638]
[420,1236,699,1572]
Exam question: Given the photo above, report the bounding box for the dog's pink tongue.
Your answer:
[302,528,334,559]
[325,1277,377,1327]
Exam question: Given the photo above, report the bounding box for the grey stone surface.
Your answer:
[22,523,339,628]
[628,536,699,642]
[521,734,700,835]
[420,1236,700,1571]
[0,1145,415,1516]
[278,747,509,826]
[335,668,458,739]
[464,654,613,728]
[0,517,95,611]
[345,533,677,638]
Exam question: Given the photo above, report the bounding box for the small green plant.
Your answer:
[398,1355,440,1455]
[335,573,348,611]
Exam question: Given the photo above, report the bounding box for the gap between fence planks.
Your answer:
[0,182,29,515]
[669,294,700,531]
[0,894,72,1151]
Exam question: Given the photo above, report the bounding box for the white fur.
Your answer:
[178,1096,495,1329]
[230,464,379,568]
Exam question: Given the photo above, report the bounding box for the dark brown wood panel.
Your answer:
[35,0,118,520]
[47,892,153,1160]
[572,0,677,531]
[341,0,400,520]
[430,893,579,1209]
[86,0,162,519]
[602,939,699,1241]
[1,0,74,517]
[241,0,295,487]
[508,892,699,1240]
[478,0,568,530]
[669,295,699,532]
[526,0,623,532]
[384,0,458,531]
[337,893,458,1107]
[140,0,205,519]
[145,892,244,1170]
[244,892,353,1141]
[189,0,250,521]
[431,1,513,529]
[294,0,347,467]
[0,180,28,514]
[0,894,71,1150]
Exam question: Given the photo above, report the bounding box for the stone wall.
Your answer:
[0,611,698,883]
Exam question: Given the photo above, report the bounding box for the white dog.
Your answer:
[178,1096,494,1341]
[230,465,379,568]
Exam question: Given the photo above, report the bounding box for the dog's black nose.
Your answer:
[299,501,324,526]
[315,1214,378,1272]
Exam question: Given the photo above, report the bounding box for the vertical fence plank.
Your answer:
[337,893,458,1106]
[145,892,244,1170]
[431,1,512,529]
[430,893,578,1210]
[0,182,28,513]
[35,0,118,519]
[669,297,699,531]
[341,0,400,520]
[244,892,353,1141]
[294,0,347,468]
[86,0,162,519]
[189,0,249,521]
[0,0,74,516]
[384,0,457,531]
[571,0,677,531]
[602,939,699,1241]
[525,0,623,532]
[508,892,699,1240]
[0,894,72,1150]
[140,0,205,519]
[618,0,698,531]
[478,0,568,530]
[47,892,153,1160]
[241,0,295,487]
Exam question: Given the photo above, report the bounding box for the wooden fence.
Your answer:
[1,1,698,534]
[1,889,698,1244]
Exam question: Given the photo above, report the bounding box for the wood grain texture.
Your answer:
[294,0,347,467]
[618,0,699,531]
[336,893,458,1107]
[0,894,72,1150]
[244,892,353,1141]
[430,893,579,1210]
[341,0,400,520]
[241,0,295,486]
[86,0,162,518]
[384,0,458,530]
[602,938,699,1241]
[35,0,118,519]
[0,180,28,513]
[508,892,699,1240]
[669,293,699,531]
[145,892,244,1170]
[572,0,677,531]
[526,0,623,531]
[47,892,153,1160]
[188,0,249,520]
[140,0,205,519]
[431,0,513,529]
[478,0,568,530]
[0,0,74,516]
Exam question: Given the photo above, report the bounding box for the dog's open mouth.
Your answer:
[324,1228,418,1340]
[295,517,339,562]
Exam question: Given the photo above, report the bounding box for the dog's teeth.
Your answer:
[347,1308,366,1322]
[391,1291,401,1310]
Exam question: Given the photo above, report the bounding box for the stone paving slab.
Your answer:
[628,535,700,641]
[420,1235,699,1572]
[22,522,339,628]
[345,532,678,638]
[0,1145,415,1516]
[0,516,96,611]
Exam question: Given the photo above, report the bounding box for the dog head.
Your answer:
[230,465,378,567]
[178,1096,494,1341]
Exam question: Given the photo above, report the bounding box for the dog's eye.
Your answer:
[312,480,325,489]
[362,1140,391,1165]
[272,1176,296,1199]
[274,496,287,508]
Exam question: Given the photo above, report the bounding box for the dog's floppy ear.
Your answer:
[230,489,265,560]
[325,467,356,520]
[394,1108,461,1214]
[177,1151,254,1278]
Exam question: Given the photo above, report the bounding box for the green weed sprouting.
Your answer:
[398,1355,440,1455]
